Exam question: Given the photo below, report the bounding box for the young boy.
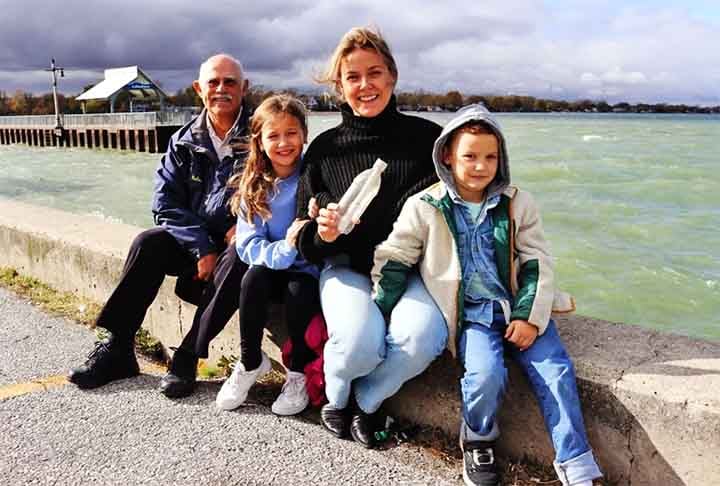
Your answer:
[371,104,602,486]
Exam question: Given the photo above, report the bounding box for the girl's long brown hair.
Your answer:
[227,94,308,224]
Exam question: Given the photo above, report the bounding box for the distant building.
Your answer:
[306,96,319,110]
[76,66,168,113]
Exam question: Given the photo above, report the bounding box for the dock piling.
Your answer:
[0,112,193,153]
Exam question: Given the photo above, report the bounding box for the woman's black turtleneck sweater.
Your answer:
[295,96,442,274]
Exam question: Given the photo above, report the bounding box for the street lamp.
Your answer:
[45,58,65,142]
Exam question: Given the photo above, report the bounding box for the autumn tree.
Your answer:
[0,91,9,115]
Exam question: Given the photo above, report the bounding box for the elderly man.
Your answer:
[68,54,250,398]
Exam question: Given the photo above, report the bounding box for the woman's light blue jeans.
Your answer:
[458,309,602,486]
[320,259,448,414]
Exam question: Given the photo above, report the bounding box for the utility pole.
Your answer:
[45,58,65,143]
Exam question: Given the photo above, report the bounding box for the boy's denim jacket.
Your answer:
[371,181,575,357]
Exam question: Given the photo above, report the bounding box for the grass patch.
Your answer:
[136,327,164,361]
[197,360,223,379]
[216,354,238,377]
[0,267,102,326]
[0,266,164,363]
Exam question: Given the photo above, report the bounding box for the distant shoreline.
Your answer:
[3,87,719,117]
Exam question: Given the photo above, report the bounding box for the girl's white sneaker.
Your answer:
[271,371,309,416]
[216,353,271,411]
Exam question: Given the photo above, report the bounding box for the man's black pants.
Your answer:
[96,226,244,358]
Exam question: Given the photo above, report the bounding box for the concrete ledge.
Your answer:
[1,197,718,486]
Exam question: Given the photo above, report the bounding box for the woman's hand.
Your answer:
[505,320,538,351]
[285,219,310,248]
[308,197,319,219]
[317,203,341,242]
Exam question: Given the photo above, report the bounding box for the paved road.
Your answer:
[0,288,461,486]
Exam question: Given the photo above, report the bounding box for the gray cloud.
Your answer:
[0,0,718,104]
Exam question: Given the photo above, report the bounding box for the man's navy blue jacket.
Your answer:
[151,106,250,259]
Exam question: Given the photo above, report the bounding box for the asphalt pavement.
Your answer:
[0,288,461,486]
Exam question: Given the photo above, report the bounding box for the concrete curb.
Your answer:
[1,198,718,486]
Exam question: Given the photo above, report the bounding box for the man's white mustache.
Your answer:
[212,95,233,102]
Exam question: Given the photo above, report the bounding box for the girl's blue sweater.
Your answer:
[235,164,319,278]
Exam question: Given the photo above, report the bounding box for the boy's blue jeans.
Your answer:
[319,258,448,414]
[458,310,602,485]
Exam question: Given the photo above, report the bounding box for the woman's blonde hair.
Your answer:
[316,26,398,99]
[227,94,308,224]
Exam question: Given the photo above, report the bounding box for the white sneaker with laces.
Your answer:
[271,371,309,416]
[216,352,271,411]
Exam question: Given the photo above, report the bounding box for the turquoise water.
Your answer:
[1,113,718,340]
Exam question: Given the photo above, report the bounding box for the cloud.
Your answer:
[0,0,718,104]
[581,68,647,86]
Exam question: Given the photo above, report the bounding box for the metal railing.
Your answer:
[0,111,195,129]
[0,115,57,127]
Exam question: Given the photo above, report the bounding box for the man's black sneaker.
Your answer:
[320,403,349,438]
[462,441,500,486]
[158,347,198,398]
[67,338,140,389]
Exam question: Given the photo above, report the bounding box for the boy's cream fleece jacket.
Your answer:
[371,182,575,357]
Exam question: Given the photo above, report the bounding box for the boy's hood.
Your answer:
[432,103,510,201]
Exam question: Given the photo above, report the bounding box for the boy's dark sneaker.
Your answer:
[158,347,198,398]
[67,338,139,389]
[462,441,500,486]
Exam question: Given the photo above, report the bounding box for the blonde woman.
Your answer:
[294,27,447,448]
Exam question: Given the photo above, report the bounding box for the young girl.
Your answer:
[217,94,320,416]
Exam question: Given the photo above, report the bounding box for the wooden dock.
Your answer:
[0,112,195,153]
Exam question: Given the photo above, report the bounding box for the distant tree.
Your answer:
[171,85,201,107]
[0,91,9,115]
[443,90,463,109]
[548,99,570,112]
[613,102,630,112]
[569,99,594,112]
[31,93,55,115]
[9,90,31,115]
[596,101,611,113]
[517,96,536,112]
[245,85,273,109]
[485,96,513,112]
[533,98,548,112]
[465,95,489,107]
[396,91,415,108]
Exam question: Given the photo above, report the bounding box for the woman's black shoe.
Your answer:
[320,404,349,438]
[350,407,376,448]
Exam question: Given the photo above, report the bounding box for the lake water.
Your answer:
[1,112,718,341]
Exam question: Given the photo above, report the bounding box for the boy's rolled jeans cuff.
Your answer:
[553,450,602,486]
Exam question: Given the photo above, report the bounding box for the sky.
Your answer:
[1,0,719,105]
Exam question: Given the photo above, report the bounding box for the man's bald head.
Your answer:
[198,54,244,83]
